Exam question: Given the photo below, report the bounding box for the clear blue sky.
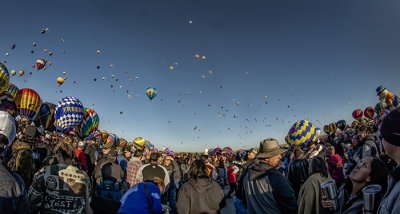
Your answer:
[1,0,399,152]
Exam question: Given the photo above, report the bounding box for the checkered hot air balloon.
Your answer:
[287,120,317,146]
[364,107,375,120]
[76,108,99,139]
[55,97,84,133]
[329,122,337,133]
[352,109,363,121]
[336,120,346,131]
[133,137,145,150]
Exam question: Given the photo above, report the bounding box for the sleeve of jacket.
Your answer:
[17,151,34,188]
[161,166,170,187]
[135,164,147,182]
[270,172,298,214]
[28,167,46,211]
[176,184,190,214]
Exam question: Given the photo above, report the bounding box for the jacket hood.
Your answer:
[12,139,31,152]
[249,162,274,181]
[187,178,214,193]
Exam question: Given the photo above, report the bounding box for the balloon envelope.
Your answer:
[5,82,19,98]
[336,120,346,131]
[0,63,10,94]
[364,107,375,120]
[0,92,17,116]
[15,88,41,121]
[133,137,145,150]
[287,120,317,146]
[323,125,330,134]
[34,102,56,131]
[352,109,363,121]
[77,108,99,139]
[146,87,157,100]
[55,96,84,133]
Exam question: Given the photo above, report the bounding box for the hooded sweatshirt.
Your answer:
[176,178,224,214]
[11,139,34,188]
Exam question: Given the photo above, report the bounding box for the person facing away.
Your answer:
[243,138,298,214]
[136,153,170,187]
[287,147,309,199]
[126,149,144,188]
[176,159,224,214]
[297,156,331,214]
[0,133,30,214]
[118,177,165,214]
[28,138,91,214]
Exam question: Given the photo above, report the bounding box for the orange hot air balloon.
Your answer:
[15,88,41,121]
[352,109,363,121]
[364,107,375,120]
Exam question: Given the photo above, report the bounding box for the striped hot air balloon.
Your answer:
[0,63,10,94]
[5,82,19,98]
[352,109,363,121]
[15,88,41,121]
[336,120,346,131]
[106,133,118,146]
[323,125,331,134]
[76,108,99,139]
[364,107,375,120]
[100,130,109,143]
[223,147,233,155]
[119,138,128,148]
[287,120,317,146]
[133,137,146,150]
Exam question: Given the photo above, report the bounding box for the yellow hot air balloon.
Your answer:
[0,63,10,94]
[57,77,64,86]
[169,66,174,70]
[97,50,100,54]
[11,70,16,76]
[202,56,206,60]
[195,54,199,59]
[19,70,24,76]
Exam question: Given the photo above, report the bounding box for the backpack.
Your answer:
[95,162,122,202]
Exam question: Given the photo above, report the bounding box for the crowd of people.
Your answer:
[1,107,400,214]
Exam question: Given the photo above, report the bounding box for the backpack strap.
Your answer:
[144,183,154,214]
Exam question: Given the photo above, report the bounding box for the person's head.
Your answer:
[78,141,85,149]
[150,153,160,164]
[294,148,303,159]
[54,138,75,163]
[325,143,335,157]
[124,150,131,158]
[247,150,257,160]
[309,156,329,178]
[153,177,165,193]
[358,125,373,139]
[163,155,173,167]
[89,137,97,144]
[116,146,123,155]
[350,157,388,194]
[256,138,286,168]
[308,141,317,150]
[107,150,117,161]
[380,109,400,164]
[133,149,143,158]
[102,144,112,155]
[188,159,210,181]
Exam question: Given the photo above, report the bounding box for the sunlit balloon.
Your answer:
[100,130,109,143]
[119,138,128,148]
[5,83,18,99]
[106,133,118,146]
[97,50,100,54]
[36,58,46,70]
[19,70,24,76]
[146,87,157,101]
[0,63,10,94]
[169,66,174,70]
[76,108,99,139]
[15,88,41,121]
[364,106,375,120]
[351,120,359,128]
[133,137,145,150]
[287,120,317,146]
[352,109,363,121]
[195,54,199,59]
[55,96,84,133]
[10,70,16,76]
[57,77,64,86]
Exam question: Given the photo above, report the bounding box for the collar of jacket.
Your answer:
[249,162,275,181]
[391,165,400,182]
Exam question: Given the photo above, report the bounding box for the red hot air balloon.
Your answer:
[352,109,363,121]
[364,107,375,120]
[36,58,47,70]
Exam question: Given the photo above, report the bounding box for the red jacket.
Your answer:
[227,167,236,184]
[75,148,88,171]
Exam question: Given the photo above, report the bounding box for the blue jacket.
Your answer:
[118,182,162,214]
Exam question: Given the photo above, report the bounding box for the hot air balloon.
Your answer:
[287,120,318,146]
[375,102,387,115]
[100,130,109,143]
[57,77,64,86]
[0,92,17,117]
[15,88,41,121]
[364,107,375,120]
[329,122,337,133]
[336,120,346,131]
[34,102,56,131]
[5,83,19,98]
[36,58,47,70]
[76,108,99,139]
[195,54,199,59]
[119,138,128,148]
[324,125,330,134]
[146,87,157,101]
[0,63,10,94]
[144,140,152,151]
[352,109,363,121]
[55,96,84,133]
[351,120,359,128]
[106,133,117,146]
[133,137,145,150]
[18,70,24,76]
[10,70,16,76]
[214,147,222,155]
[223,147,232,155]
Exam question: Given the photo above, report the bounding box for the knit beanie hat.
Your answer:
[380,109,400,146]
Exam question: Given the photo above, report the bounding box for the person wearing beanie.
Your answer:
[378,109,400,213]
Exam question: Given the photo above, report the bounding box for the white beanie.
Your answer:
[0,111,16,146]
